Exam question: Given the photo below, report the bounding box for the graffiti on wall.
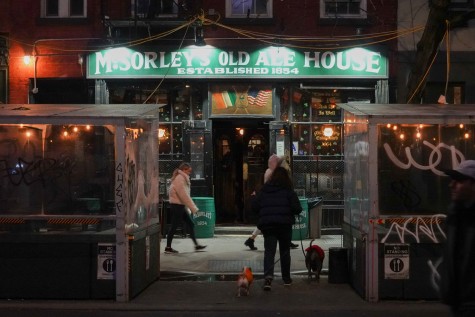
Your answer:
[379,214,447,244]
[383,140,465,176]
[115,162,124,214]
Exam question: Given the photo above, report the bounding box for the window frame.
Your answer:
[320,0,367,19]
[132,0,180,19]
[225,0,273,19]
[41,0,87,18]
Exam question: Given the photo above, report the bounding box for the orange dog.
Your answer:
[236,266,254,297]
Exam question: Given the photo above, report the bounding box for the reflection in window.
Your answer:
[190,133,205,179]
[320,0,367,19]
[226,0,272,18]
[133,0,179,18]
[248,134,265,165]
[378,123,475,215]
[158,125,171,154]
[42,0,87,18]
[292,124,343,156]
[0,125,114,215]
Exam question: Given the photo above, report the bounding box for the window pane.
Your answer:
[173,89,190,121]
[172,124,182,154]
[158,125,171,154]
[348,2,361,14]
[292,89,310,122]
[160,0,177,14]
[232,0,253,15]
[256,0,267,14]
[325,1,361,15]
[46,0,59,16]
[293,124,311,156]
[70,0,84,16]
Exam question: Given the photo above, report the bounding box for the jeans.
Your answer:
[166,203,197,247]
[262,225,292,282]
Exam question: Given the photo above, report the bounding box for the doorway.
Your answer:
[213,119,269,224]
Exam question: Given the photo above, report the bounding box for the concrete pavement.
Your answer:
[159,230,343,277]
[0,230,450,316]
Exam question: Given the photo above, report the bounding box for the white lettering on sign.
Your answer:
[303,49,381,73]
[91,47,385,78]
[194,211,213,219]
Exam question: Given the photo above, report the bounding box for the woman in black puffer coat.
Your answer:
[251,166,302,290]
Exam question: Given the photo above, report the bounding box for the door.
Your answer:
[213,119,269,224]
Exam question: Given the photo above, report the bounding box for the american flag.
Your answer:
[247,89,271,107]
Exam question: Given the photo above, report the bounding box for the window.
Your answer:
[41,0,86,18]
[226,0,273,18]
[320,0,366,19]
[132,0,179,19]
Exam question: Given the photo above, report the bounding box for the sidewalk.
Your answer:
[0,232,449,315]
[159,232,343,276]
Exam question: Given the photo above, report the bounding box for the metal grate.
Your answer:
[292,157,344,229]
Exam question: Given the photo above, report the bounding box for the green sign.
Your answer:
[87,46,388,79]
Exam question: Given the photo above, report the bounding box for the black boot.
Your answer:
[244,238,257,250]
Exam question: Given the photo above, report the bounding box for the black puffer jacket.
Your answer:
[251,182,302,231]
[440,202,475,308]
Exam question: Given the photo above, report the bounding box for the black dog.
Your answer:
[305,239,325,281]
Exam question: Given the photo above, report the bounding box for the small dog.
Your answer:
[305,239,325,281]
[236,266,254,297]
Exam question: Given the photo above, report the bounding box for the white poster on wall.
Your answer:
[384,244,409,279]
[97,243,116,280]
[276,141,285,157]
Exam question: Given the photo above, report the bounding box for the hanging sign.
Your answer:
[87,46,388,79]
[384,244,409,279]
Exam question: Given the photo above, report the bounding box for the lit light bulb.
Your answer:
[416,132,421,139]
[386,123,391,128]
[323,127,334,137]
[399,133,405,140]
[465,133,470,139]
[460,124,464,129]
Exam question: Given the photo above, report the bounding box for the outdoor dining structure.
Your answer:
[0,104,161,301]
[340,103,475,302]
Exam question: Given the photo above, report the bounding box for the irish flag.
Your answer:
[212,90,237,109]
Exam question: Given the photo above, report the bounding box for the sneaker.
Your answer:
[195,245,207,251]
[263,278,272,291]
[290,242,299,249]
[283,278,292,286]
[244,238,258,251]
[164,247,178,254]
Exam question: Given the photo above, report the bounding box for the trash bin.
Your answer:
[292,198,309,240]
[328,247,349,283]
[308,197,323,239]
[191,197,216,238]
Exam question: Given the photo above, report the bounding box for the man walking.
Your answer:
[441,160,475,316]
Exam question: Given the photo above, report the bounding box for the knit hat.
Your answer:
[268,154,283,170]
[444,160,475,181]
